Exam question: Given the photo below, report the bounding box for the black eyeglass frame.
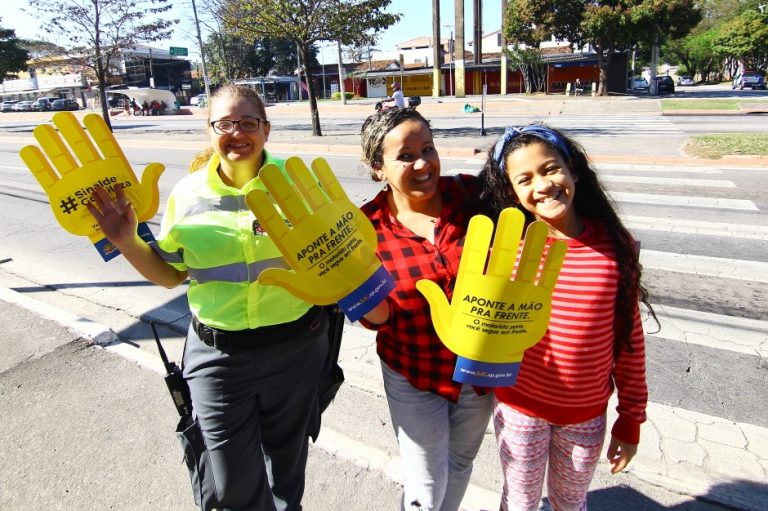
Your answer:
[209,117,267,135]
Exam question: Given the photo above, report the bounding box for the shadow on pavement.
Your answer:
[588,479,768,510]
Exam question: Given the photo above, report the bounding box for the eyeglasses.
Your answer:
[210,117,265,135]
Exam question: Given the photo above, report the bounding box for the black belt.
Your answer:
[192,306,324,350]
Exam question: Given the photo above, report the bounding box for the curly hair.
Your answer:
[189,83,269,172]
[360,107,432,181]
[477,124,657,356]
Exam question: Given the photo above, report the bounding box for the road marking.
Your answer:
[602,175,735,187]
[625,215,768,240]
[646,304,768,358]
[640,249,768,283]
[595,163,723,174]
[0,287,118,345]
[610,191,758,210]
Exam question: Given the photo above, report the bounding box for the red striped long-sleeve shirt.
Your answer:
[494,218,648,444]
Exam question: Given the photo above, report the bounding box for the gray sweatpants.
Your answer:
[182,308,329,511]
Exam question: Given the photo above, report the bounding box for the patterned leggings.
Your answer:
[493,403,606,511]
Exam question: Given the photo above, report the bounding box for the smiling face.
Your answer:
[375,118,441,209]
[505,141,583,238]
[208,95,270,172]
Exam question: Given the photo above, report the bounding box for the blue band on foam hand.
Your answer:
[453,356,522,387]
[337,265,395,322]
[492,125,571,173]
[95,222,155,262]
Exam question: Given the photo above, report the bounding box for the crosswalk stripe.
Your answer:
[602,175,735,187]
[611,191,758,210]
[625,215,768,240]
[645,304,768,358]
[640,249,768,283]
[595,163,723,174]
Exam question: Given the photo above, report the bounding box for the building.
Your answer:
[0,44,194,107]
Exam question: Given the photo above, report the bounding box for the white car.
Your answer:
[190,93,207,106]
[632,77,649,91]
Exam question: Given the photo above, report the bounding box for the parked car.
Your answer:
[190,93,207,106]
[677,75,695,86]
[653,76,675,94]
[13,100,35,111]
[50,98,80,111]
[1,100,19,112]
[732,71,766,90]
[632,77,649,91]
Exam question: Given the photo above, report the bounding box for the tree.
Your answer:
[220,0,400,136]
[714,9,768,73]
[27,0,177,129]
[503,0,701,96]
[0,21,30,83]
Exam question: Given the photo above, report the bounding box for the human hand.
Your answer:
[245,156,394,320]
[19,112,164,243]
[607,435,638,474]
[416,208,567,364]
[87,184,138,246]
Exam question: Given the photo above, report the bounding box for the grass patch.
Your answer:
[686,133,768,159]
[662,99,740,110]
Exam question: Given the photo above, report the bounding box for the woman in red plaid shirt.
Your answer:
[358,108,494,511]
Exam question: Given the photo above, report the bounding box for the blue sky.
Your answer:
[4,0,502,62]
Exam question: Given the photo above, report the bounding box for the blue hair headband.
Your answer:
[492,125,571,173]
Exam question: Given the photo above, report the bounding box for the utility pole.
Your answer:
[432,0,441,97]
[444,24,454,96]
[191,0,211,100]
[500,0,507,95]
[336,41,347,105]
[454,0,465,98]
[296,42,302,102]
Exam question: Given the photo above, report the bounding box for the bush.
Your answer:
[331,91,354,100]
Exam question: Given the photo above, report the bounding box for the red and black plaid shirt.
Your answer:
[359,175,489,402]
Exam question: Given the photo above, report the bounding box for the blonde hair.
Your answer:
[189,84,269,172]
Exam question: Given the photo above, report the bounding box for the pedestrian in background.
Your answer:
[87,83,329,511]
[358,107,494,511]
[477,124,656,511]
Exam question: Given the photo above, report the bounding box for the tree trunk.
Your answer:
[594,44,612,96]
[299,43,322,136]
[96,59,112,131]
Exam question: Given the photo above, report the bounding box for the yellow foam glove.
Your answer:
[245,156,394,320]
[416,208,566,374]
[19,112,164,259]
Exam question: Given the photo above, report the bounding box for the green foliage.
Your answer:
[503,0,701,96]
[713,10,768,71]
[0,23,29,82]
[331,91,354,100]
[221,0,401,136]
[686,133,768,159]
[205,34,314,81]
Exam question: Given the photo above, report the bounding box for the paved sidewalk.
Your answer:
[2,284,767,510]
[1,95,767,509]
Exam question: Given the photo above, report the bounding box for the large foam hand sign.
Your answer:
[19,112,164,260]
[245,156,394,321]
[416,208,567,386]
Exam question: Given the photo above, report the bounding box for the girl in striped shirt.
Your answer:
[477,124,657,511]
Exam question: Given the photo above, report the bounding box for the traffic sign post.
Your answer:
[169,47,188,57]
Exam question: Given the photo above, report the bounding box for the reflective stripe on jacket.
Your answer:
[150,150,312,330]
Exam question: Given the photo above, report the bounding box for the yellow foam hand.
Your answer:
[19,112,164,244]
[245,156,394,321]
[416,208,567,367]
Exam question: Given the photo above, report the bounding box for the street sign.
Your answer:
[169,46,188,57]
